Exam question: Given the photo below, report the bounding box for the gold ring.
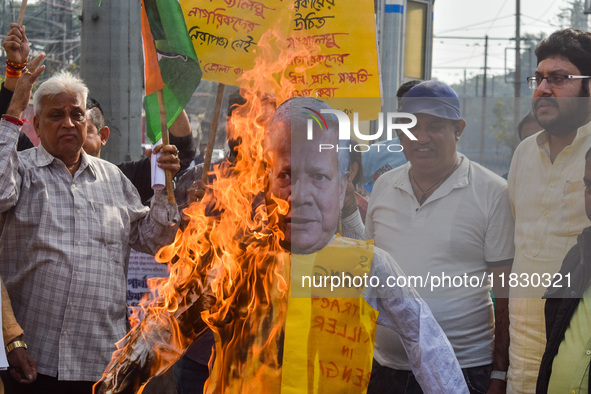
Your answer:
[23,70,32,75]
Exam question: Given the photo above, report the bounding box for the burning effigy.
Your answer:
[93,29,312,394]
[94,1,469,392]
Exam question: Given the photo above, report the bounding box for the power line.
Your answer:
[435,14,514,35]
[485,0,509,36]
[520,13,560,28]
[435,36,514,40]
[535,1,560,21]
[433,66,506,70]
[435,55,490,67]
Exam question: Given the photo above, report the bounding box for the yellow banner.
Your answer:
[179,0,381,100]
[281,236,378,393]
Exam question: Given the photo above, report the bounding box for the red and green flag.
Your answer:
[141,0,201,143]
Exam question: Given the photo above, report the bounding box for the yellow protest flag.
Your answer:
[179,0,381,104]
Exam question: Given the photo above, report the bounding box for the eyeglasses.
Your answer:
[527,75,591,90]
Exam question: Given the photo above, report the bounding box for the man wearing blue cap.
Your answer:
[344,80,514,393]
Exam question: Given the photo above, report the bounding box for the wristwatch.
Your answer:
[5,340,27,354]
[490,370,508,382]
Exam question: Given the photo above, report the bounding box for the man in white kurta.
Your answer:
[507,28,591,393]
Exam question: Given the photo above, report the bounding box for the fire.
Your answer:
[94,24,320,394]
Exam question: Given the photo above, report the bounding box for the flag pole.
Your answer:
[202,82,226,184]
[157,89,176,206]
[17,0,28,25]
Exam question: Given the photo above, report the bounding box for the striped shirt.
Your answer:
[0,120,179,381]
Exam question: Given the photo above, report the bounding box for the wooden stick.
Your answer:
[17,0,28,25]
[157,90,176,206]
[202,82,226,184]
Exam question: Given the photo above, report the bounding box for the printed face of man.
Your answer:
[266,120,346,255]
[399,113,463,176]
[34,92,86,161]
[532,56,591,136]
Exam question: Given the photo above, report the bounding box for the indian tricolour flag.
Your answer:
[141,0,201,144]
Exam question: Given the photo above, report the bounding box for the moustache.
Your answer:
[534,97,558,109]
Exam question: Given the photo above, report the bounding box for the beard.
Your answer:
[533,87,591,137]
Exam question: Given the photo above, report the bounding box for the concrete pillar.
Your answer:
[380,0,405,103]
[80,0,143,163]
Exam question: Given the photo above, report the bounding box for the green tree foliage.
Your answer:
[557,0,589,30]
[491,98,519,152]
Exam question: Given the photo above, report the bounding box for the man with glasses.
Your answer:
[507,28,591,393]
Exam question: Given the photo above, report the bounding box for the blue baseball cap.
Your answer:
[401,80,462,121]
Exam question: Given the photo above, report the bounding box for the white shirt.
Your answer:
[345,157,514,368]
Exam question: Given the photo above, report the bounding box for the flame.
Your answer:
[94,20,322,394]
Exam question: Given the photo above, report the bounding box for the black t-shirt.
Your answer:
[0,83,34,151]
